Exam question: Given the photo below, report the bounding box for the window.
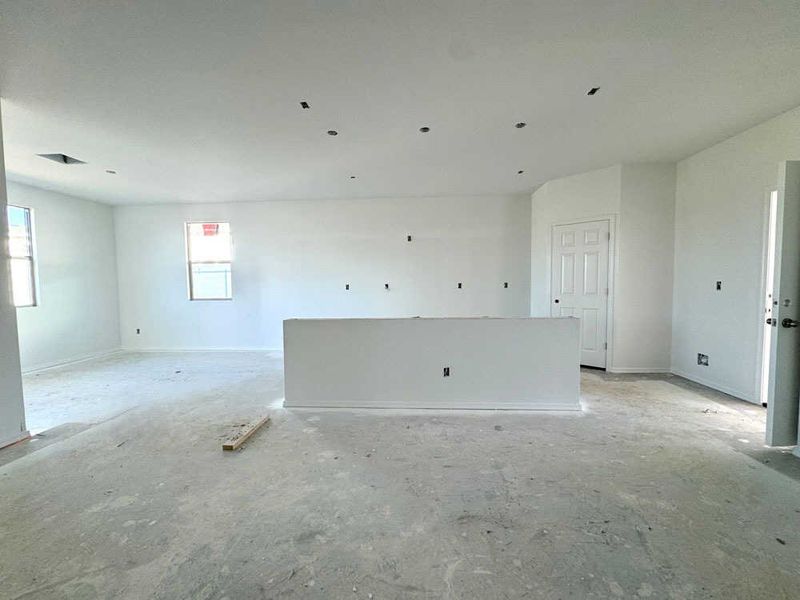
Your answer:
[6,205,37,307]
[186,222,232,300]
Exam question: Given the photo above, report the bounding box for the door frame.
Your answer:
[756,187,779,406]
[547,214,618,371]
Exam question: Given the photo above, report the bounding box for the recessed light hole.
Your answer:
[587,87,600,96]
[419,126,430,133]
[515,122,526,129]
[300,100,310,109]
[327,130,338,136]
[37,153,85,165]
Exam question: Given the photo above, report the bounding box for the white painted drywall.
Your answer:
[115,195,531,350]
[615,164,676,371]
[5,2,800,206]
[0,106,28,447]
[673,105,800,402]
[530,163,675,373]
[7,182,121,372]
[284,317,580,410]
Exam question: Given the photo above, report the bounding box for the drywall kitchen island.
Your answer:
[283,317,580,410]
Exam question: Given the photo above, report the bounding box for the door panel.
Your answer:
[766,161,800,447]
[584,228,601,245]
[581,308,599,351]
[560,254,575,294]
[551,220,610,368]
[583,252,599,294]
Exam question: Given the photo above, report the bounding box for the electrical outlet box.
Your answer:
[716,281,722,291]
[697,353,709,366]
[443,367,450,377]
[136,328,141,335]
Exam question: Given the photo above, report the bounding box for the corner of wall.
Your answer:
[0,103,29,443]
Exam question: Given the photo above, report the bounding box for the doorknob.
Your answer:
[781,318,799,328]
[554,299,560,303]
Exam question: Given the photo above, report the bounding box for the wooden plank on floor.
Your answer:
[222,416,270,451]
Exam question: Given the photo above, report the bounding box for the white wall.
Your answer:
[0,106,28,447]
[530,163,675,372]
[616,164,676,371]
[284,317,580,410]
[8,182,121,371]
[116,195,531,350]
[672,105,800,402]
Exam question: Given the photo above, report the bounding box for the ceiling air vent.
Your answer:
[37,153,86,165]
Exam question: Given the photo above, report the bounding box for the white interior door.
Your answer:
[766,161,800,447]
[551,220,609,368]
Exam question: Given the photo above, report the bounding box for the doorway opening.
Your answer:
[760,189,779,407]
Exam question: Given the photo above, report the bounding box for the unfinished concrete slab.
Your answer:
[2,352,799,599]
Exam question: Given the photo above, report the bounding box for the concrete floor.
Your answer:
[2,353,799,599]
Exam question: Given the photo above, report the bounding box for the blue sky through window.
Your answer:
[7,205,26,228]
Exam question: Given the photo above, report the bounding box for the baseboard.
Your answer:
[670,368,755,403]
[122,347,282,353]
[0,430,31,450]
[22,348,124,375]
[606,367,671,374]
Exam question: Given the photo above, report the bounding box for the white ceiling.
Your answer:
[1,0,800,205]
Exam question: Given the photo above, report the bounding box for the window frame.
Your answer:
[7,204,38,308]
[185,221,233,301]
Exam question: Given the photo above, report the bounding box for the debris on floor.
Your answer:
[222,415,271,451]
